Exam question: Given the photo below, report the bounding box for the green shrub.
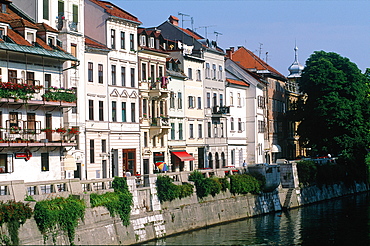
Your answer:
[188,171,224,199]
[0,200,33,245]
[249,171,267,191]
[229,174,261,195]
[156,175,180,202]
[178,183,194,199]
[297,160,317,185]
[90,177,133,226]
[34,196,85,245]
[218,177,230,192]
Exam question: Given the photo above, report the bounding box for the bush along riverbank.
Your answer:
[4,167,369,245]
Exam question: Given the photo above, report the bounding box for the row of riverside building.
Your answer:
[0,0,306,182]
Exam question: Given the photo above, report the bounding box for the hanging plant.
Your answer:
[0,200,33,245]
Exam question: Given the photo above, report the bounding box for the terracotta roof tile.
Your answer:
[36,23,58,33]
[232,47,285,79]
[36,37,53,50]
[89,0,141,24]
[6,28,32,46]
[169,15,179,21]
[85,36,109,50]
[226,78,250,87]
[10,18,38,29]
[180,28,203,40]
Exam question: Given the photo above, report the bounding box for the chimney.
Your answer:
[168,15,179,26]
[226,47,234,59]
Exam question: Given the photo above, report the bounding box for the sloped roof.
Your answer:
[10,18,38,29]
[36,23,58,33]
[85,36,109,50]
[231,46,286,80]
[6,28,32,46]
[226,78,250,87]
[89,0,141,24]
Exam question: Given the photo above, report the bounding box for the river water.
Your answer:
[144,192,370,245]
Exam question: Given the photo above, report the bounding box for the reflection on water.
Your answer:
[144,193,370,245]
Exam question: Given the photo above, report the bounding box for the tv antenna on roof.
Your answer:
[178,12,193,30]
[195,25,216,39]
[258,42,263,58]
[214,31,222,42]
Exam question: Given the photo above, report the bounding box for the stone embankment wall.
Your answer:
[8,166,369,245]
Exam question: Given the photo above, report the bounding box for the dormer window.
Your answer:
[26,32,35,43]
[0,28,4,39]
[47,36,54,46]
[140,35,146,46]
[1,4,6,13]
[149,37,154,48]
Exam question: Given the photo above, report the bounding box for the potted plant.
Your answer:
[67,127,79,135]
[55,127,67,134]
[41,127,54,133]
[10,126,21,133]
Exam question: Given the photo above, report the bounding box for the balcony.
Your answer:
[0,125,78,148]
[56,16,80,33]
[0,81,76,107]
[148,117,171,137]
[148,77,169,99]
[211,106,230,117]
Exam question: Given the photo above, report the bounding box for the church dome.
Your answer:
[288,46,304,78]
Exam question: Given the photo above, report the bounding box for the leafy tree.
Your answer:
[298,51,370,179]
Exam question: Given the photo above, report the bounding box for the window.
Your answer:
[197,97,202,109]
[220,123,224,137]
[130,33,134,50]
[112,101,117,122]
[130,68,135,87]
[72,4,78,31]
[258,96,265,109]
[122,102,126,122]
[90,140,95,163]
[43,0,49,20]
[231,117,234,131]
[189,124,194,138]
[149,37,154,48]
[179,123,183,140]
[171,123,175,139]
[41,153,49,171]
[0,28,3,40]
[206,92,211,108]
[231,149,235,166]
[258,120,265,133]
[188,96,194,108]
[47,37,54,46]
[99,101,104,121]
[196,69,201,81]
[212,64,216,79]
[238,118,242,131]
[218,65,223,80]
[88,100,94,120]
[188,68,193,80]
[207,122,211,137]
[140,35,146,46]
[220,94,223,107]
[205,63,210,78]
[98,64,103,84]
[238,93,241,106]
[170,92,175,108]
[102,139,107,153]
[121,67,126,86]
[198,124,202,138]
[120,31,125,49]
[213,93,217,107]
[0,154,12,173]
[141,63,146,81]
[88,62,93,82]
[150,64,155,82]
[111,29,116,49]
[131,103,135,122]
[144,132,148,147]
[142,99,147,117]
[230,92,234,106]
[152,136,156,147]
[161,136,164,147]
[214,123,218,137]
[159,66,163,78]
[1,3,6,13]
[177,92,182,109]
[111,65,116,85]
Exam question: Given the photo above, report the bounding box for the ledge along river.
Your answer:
[144,192,370,245]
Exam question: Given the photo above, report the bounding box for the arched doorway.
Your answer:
[221,152,226,167]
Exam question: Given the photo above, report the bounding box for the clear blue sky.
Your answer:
[115,0,370,76]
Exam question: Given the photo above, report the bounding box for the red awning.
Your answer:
[171,151,195,161]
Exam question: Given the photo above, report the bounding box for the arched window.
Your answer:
[208,153,213,169]
[215,152,219,169]
[221,152,226,167]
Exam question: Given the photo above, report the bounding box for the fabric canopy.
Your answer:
[271,144,281,153]
[171,151,195,161]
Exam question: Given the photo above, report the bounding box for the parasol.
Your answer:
[156,161,168,171]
